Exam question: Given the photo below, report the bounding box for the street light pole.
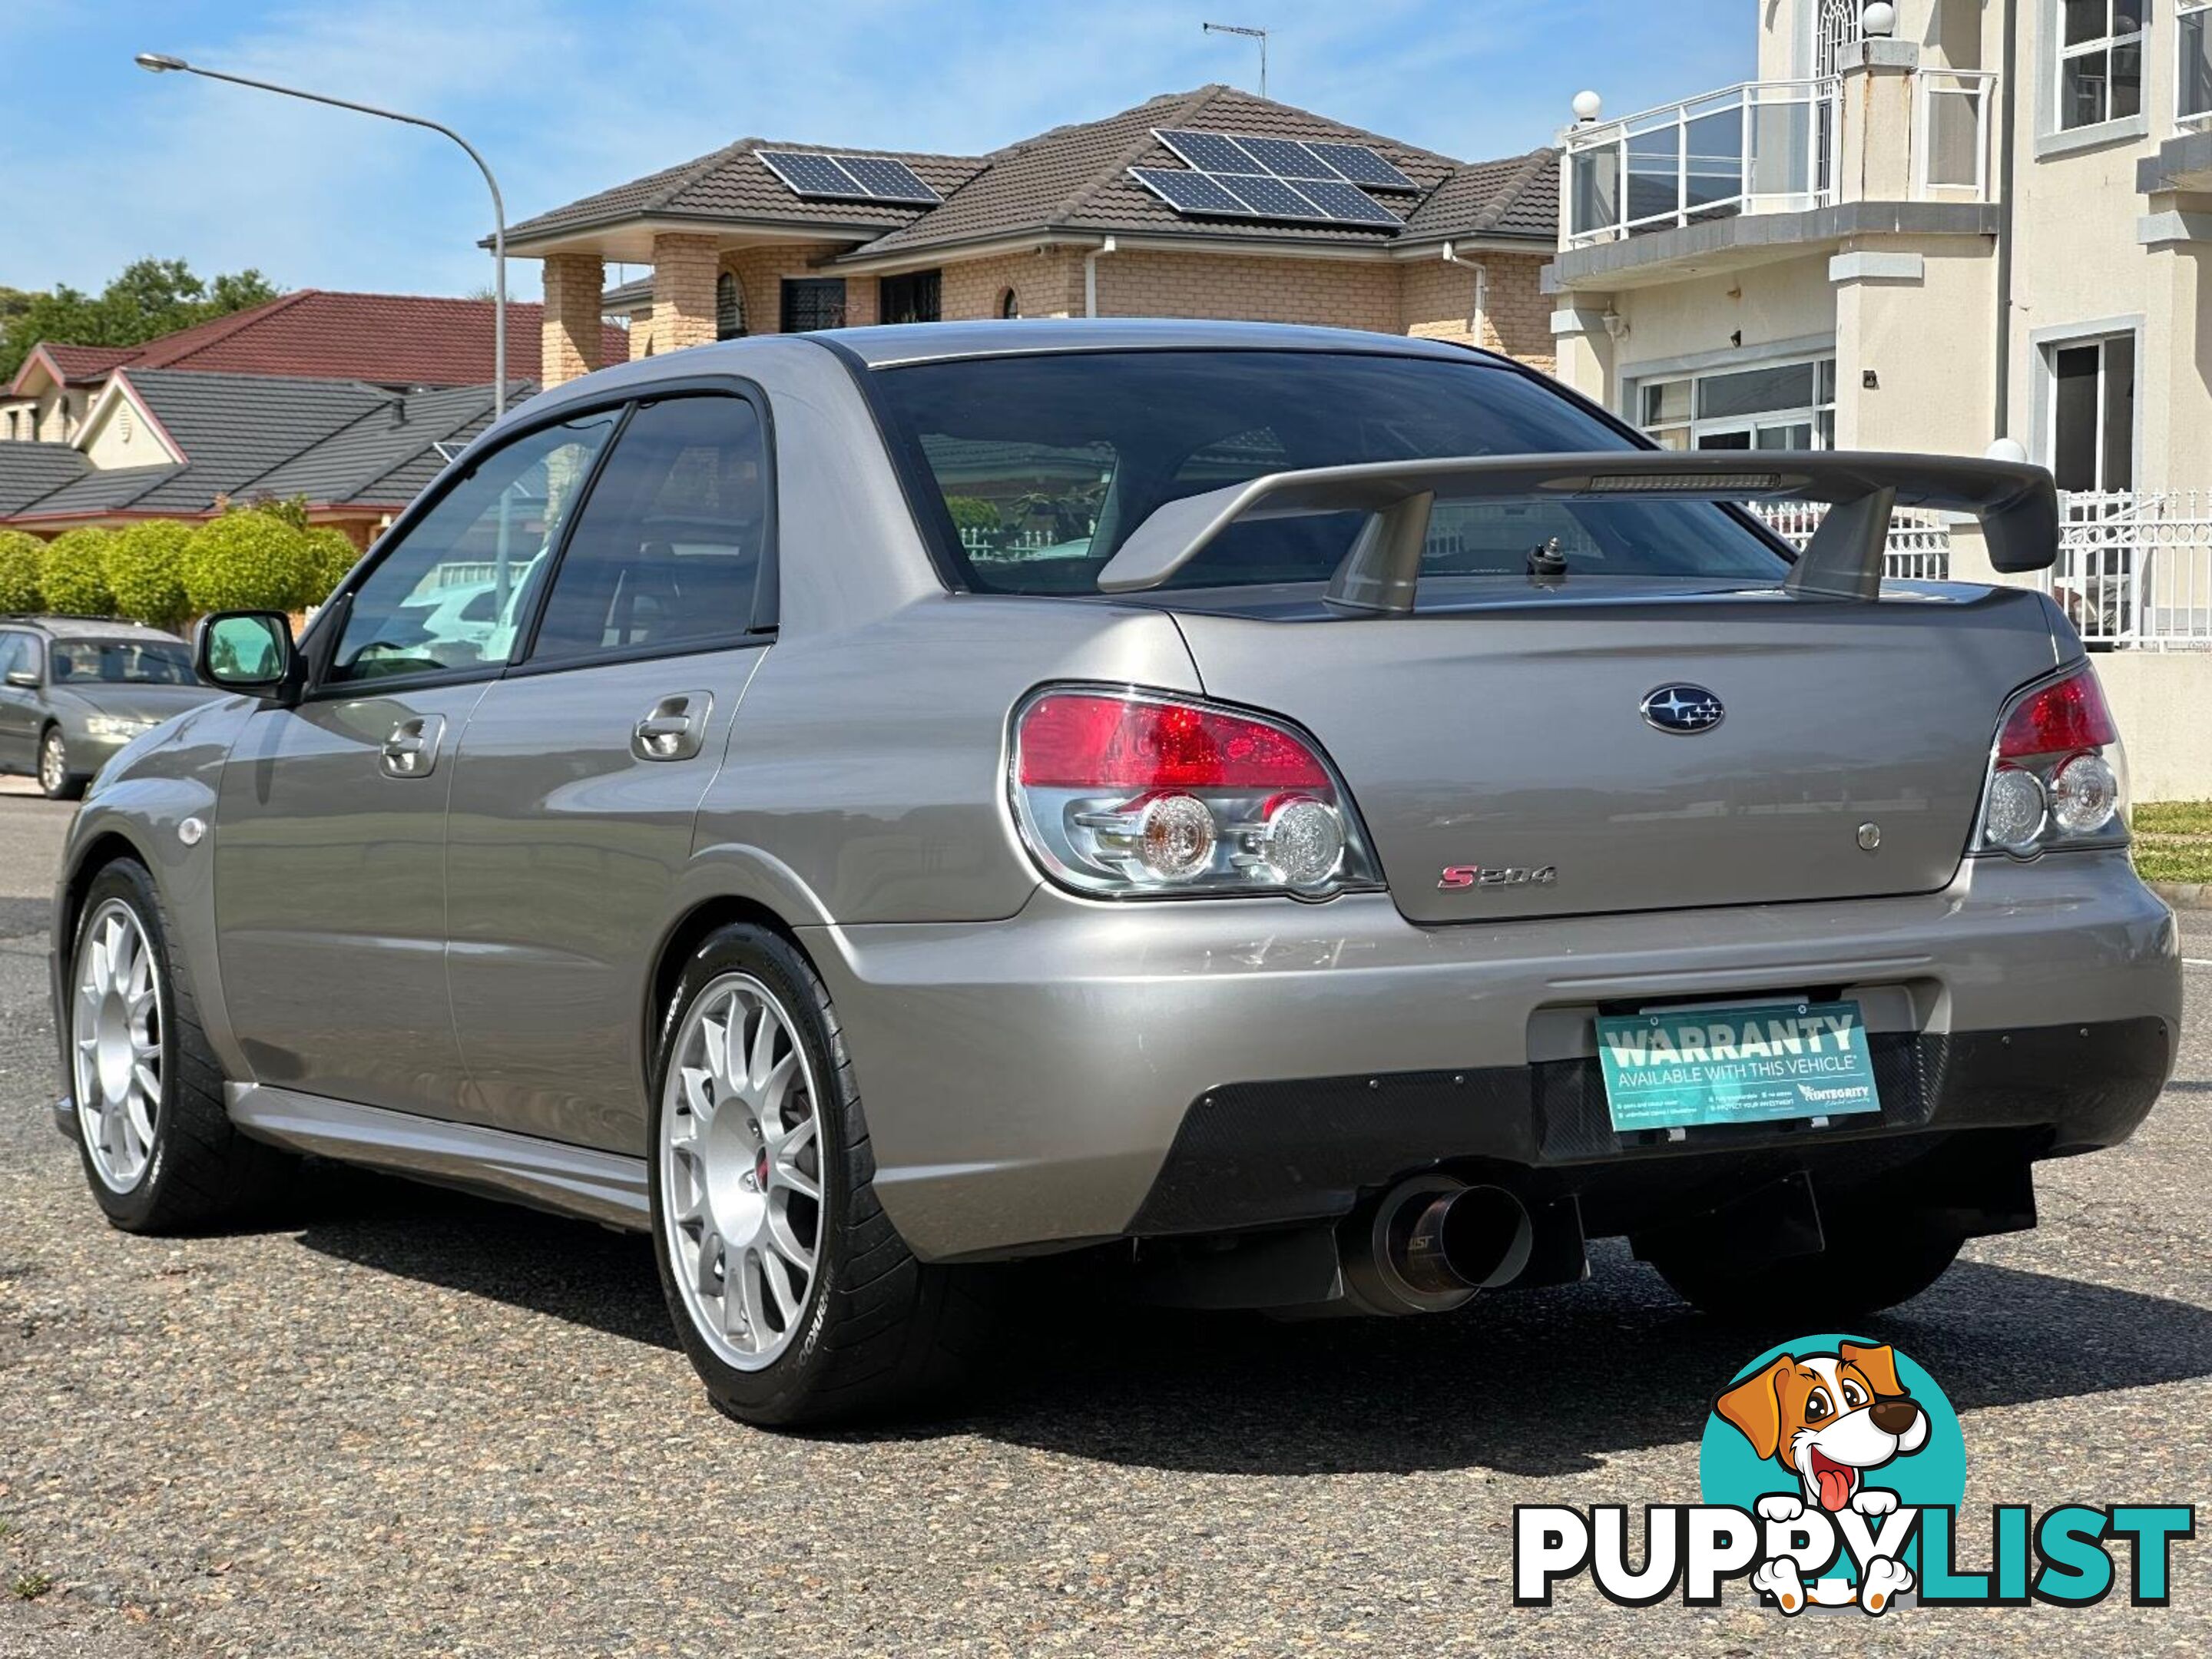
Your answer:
[133,52,511,419]
[1201,22,1270,99]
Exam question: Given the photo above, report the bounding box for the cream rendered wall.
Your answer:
[1578,255,1837,419]
[1832,237,1997,451]
[75,389,171,470]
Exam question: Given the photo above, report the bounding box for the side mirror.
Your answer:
[194,611,300,702]
[3,669,35,690]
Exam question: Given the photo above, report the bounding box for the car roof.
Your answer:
[0,615,187,642]
[800,317,1511,370]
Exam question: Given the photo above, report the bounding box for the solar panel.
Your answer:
[1286,178,1405,226]
[758,151,865,197]
[836,155,941,204]
[1233,137,1339,180]
[757,151,942,205]
[1129,167,1250,215]
[1156,128,1264,174]
[1305,141,1419,191]
[1214,174,1326,220]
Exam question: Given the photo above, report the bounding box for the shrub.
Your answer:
[37,528,115,617]
[183,512,316,614]
[0,529,42,613]
[943,495,1002,541]
[102,519,195,630]
[300,526,360,607]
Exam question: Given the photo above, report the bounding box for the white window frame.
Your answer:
[2180,0,2212,126]
[2033,320,2142,493]
[2055,0,2151,135]
[1918,72,1995,194]
[1634,354,1838,452]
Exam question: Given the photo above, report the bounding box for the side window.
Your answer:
[0,633,31,682]
[326,410,620,684]
[526,396,769,664]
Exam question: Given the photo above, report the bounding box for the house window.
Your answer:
[1637,356,1837,451]
[879,269,942,325]
[2048,333,2135,491]
[779,277,847,333]
[2057,0,2147,131]
[715,271,745,340]
[2182,1,2212,122]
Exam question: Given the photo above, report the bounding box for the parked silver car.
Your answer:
[1,617,217,799]
[49,322,2181,1424]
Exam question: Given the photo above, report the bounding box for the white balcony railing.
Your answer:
[2040,491,2212,650]
[1565,78,1839,249]
[1747,501,1952,581]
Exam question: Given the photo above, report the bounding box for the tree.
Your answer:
[183,512,316,614]
[0,529,43,612]
[104,520,197,631]
[301,526,361,605]
[37,528,116,617]
[0,260,283,384]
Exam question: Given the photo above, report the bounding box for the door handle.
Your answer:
[632,691,714,762]
[380,714,446,780]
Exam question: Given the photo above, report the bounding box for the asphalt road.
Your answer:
[3,774,2210,1657]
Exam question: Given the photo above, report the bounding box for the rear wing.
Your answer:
[1092,450,2058,611]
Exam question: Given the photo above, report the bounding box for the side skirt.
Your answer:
[227,1084,650,1231]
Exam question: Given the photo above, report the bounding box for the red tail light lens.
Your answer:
[1010,687,1379,899]
[1018,693,1330,790]
[1998,671,2118,758]
[1975,665,2127,857]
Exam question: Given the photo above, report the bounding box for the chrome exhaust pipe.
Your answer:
[1340,1175,1536,1316]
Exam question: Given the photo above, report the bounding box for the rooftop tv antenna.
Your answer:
[1202,22,1270,99]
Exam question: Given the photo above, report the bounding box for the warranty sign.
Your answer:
[1596,999,1882,1133]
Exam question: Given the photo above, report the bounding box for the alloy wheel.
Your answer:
[659,972,827,1370]
[39,731,66,796]
[71,898,164,1191]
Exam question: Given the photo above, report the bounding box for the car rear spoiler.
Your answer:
[1092,450,2058,611]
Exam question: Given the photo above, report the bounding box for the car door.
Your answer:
[445,389,775,1151]
[0,631,37,771]
[212,408,620,1119]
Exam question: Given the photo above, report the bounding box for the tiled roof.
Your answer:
[508,88,1559,265]
[601,275,655,313]
[505,141,990,244]
[2,369,531,523]
[8,292,624,395]
[0,442,91,512]
[1399,147,1561,243]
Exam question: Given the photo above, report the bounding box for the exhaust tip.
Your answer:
[1341,1177,1535,1316]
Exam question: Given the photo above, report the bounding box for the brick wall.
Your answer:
[1398,253,1555,373]
[939,248,1084,320]
[720,243,879,337]
[1090,248,1402,332]
[649,233,720,354]
[540,253,604,386]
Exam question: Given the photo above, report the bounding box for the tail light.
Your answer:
[1972,664,2128,858]
[1010,687,1382,899]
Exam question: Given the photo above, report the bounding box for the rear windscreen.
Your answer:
[870,349,1792,595]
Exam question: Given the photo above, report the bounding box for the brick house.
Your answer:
[507,84,1560,389]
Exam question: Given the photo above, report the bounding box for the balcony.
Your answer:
[1552,65,1999,290]
[1565,79,1839,249]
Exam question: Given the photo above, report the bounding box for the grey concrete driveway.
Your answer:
[2,775,2208,1656]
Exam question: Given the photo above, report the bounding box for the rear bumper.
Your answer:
[805,850,2181,1260]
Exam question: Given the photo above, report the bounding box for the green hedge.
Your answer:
[103,520,197,630]
[0,528,42,613]
[301,525,359,607]
[38,528,115,617]
[184,512,319,614]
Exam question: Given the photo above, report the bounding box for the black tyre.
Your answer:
[1647,1206,1964,1322]
[38,727,83,800]
[647,922,994,1426]
[66,858,293,1231]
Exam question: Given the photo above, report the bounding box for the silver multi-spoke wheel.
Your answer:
[39,730,68,796]
[660,972,827,1370]
[71,898,165,1193]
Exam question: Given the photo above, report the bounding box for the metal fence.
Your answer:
[2041,490,2212,651]
[1746,502,1953,581]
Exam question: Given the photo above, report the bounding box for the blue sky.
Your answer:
[0,1,1753,303]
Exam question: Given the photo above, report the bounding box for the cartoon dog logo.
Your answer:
[1714,1340,1930,1614]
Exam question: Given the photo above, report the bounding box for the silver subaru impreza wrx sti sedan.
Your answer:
[50,321,2181,1424]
